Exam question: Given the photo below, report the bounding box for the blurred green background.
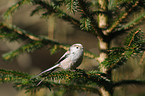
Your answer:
[0,0,145,96]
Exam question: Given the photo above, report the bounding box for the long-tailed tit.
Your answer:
[32,44,84,85]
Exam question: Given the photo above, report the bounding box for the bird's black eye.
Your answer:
[76,46,79,49]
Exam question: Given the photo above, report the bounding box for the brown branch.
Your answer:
[128,30,140,47]
[0,23,98,60]
[106,0,140,33]
[1,23,41,41]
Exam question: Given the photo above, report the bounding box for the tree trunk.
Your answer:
[98,0,108,30]
[98,0,112,96]
[98,39,109,73]
[48,15,55,40]
[98,39,111,96]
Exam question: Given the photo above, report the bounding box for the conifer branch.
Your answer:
[34,70,111,86]
[3,0,80,28]
[32,0,80,27]
[109,12,145,39]
[106,0,140,33]
[127,30,140,47]
[101,47,126,72]
[0,69,29,78]
[0,68,110,86]
[32,70,111,92]
[120,12,145,31]
[3,0,97,35]
[0,69,105,94]
[124,29,143,47]
[32,0,100,36]
[0,23,42,41]
[78,0,105,39]
[2,41,45,60]
[15,79,101,94]
[0,23,98,60]
[65,0,79,14]
[0,69,30,84]
[3,0,32,19]
[41,81,101,94]
[102,29,143,72]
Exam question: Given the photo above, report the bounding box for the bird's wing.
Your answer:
[55,51,70,64]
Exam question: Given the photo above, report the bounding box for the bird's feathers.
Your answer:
[55,51,70,64]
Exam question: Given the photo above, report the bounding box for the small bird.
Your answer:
[32,43,84,85]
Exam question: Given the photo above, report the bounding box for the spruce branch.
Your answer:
[0,69,106,94]
[32,0,99,35]
[2,0,101,36]
[106,0,140,33]
[65,0,79,14]
[32,70,111,92]
[15,79,101,94]
[0,23,43,41]
[32,0,80,27]
[2,41,45,60]
[0,23,98,60]
[3,0,32,19]
[0,69,30,84]
[40,81,101,94]
[78,0,105,39]
[120,12,145,31]
[110,9,145,35]
[0,69,29,78]
[33,70,111,87]
[101,47,126,71]
[80,16,92,31]
[3,0,80,28]
[125,29,143,47]
[127,29,140,47]
[102,29,144,72]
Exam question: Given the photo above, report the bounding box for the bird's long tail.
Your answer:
[31,64,60,79]
[31,64,60,86]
